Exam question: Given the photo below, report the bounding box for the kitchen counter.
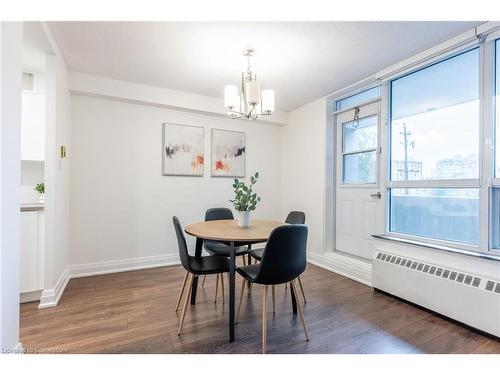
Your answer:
[20,203,44,212]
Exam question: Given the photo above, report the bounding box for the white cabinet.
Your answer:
[21,91,45,161]
[20,210,44,295]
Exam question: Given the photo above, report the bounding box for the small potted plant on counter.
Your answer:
[230,172,261,228]
[34,182,45,203]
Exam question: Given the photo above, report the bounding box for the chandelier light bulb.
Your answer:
[245,80,261,106]
[224,48,274,120]
[261,89,275,113]
[224,85,239,110]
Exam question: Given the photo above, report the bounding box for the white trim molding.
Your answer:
[68,71,288,126]
[307,251,372,287]
[38,254,180,309]
[20,291,42,304]
[69,254,180,279]
[38,266,70,309]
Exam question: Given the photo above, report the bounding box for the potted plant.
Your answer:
[230,172,261,228]
[34,182,45,203]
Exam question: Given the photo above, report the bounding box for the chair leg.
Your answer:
[214,273,219,303]
[290,279,310,341]
[297,276,307,304]
[272,285,276,315]
[262,285,269,354]
[220,273,225,305]
[240,256,253,295]
[178,273,194,336]
[175,271,189,312]
[201,275,207,287]
[236,277,246,323]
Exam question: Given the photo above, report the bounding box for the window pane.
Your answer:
[491,188,500,249]
[390,49,479,181]
[390,188,479,245]
[343,115,377,153]
[336,87,379,111]
[496,39,500,177]
[343,151,376,183]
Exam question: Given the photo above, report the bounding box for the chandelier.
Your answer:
[224,48,275,120]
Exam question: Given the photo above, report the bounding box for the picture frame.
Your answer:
[162,122,205,177]
[211,128,246,178]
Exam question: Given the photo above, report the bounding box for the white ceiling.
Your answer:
[48,21,482,111]
[23,22,53,72]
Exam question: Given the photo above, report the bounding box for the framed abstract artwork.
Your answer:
[162,123,204,176]
[211,129,246,177]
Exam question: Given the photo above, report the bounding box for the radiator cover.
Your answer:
[372,250,500,338]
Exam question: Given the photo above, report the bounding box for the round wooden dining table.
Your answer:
[184,219,294,343]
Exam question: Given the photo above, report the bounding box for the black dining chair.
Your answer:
[173,216,230,336]
[235,224,309,353]
[250,211,308,304]
[201,208,253,296]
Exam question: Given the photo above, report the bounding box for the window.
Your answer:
[390,188,479,245]
[335,87,379,111]
[491,188,500,249]
[391,49,479,181]
[389,48,480,245]
[342,115,377,183]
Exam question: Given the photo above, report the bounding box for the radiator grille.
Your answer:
[486,281,495,291]
[375,251,500,294]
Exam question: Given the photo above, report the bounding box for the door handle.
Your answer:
[370,192,382,199]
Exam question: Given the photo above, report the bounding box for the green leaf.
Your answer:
[230,173,261,212]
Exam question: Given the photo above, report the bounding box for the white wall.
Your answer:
[69,94,283,267]
[0,21,23,352]
[281,98,327,255]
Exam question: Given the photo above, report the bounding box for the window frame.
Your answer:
[336,103,381,189]
[335,86,380,112]
[340,114,378,185]
[384,43,488,253]
[490,37,500,251]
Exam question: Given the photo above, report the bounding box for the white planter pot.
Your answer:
[38,194,44,204]
[237,210,252,228]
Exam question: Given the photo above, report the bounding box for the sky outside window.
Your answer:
[390,48,479,182]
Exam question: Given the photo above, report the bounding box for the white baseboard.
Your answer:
[20,290,42,303]
[39,266,70,309]
[69,254,180,279]
[38,251,367,309]
[308,251,373,287]
[38,254,180,309]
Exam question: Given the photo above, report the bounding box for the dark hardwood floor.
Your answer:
[20,263,500,354]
